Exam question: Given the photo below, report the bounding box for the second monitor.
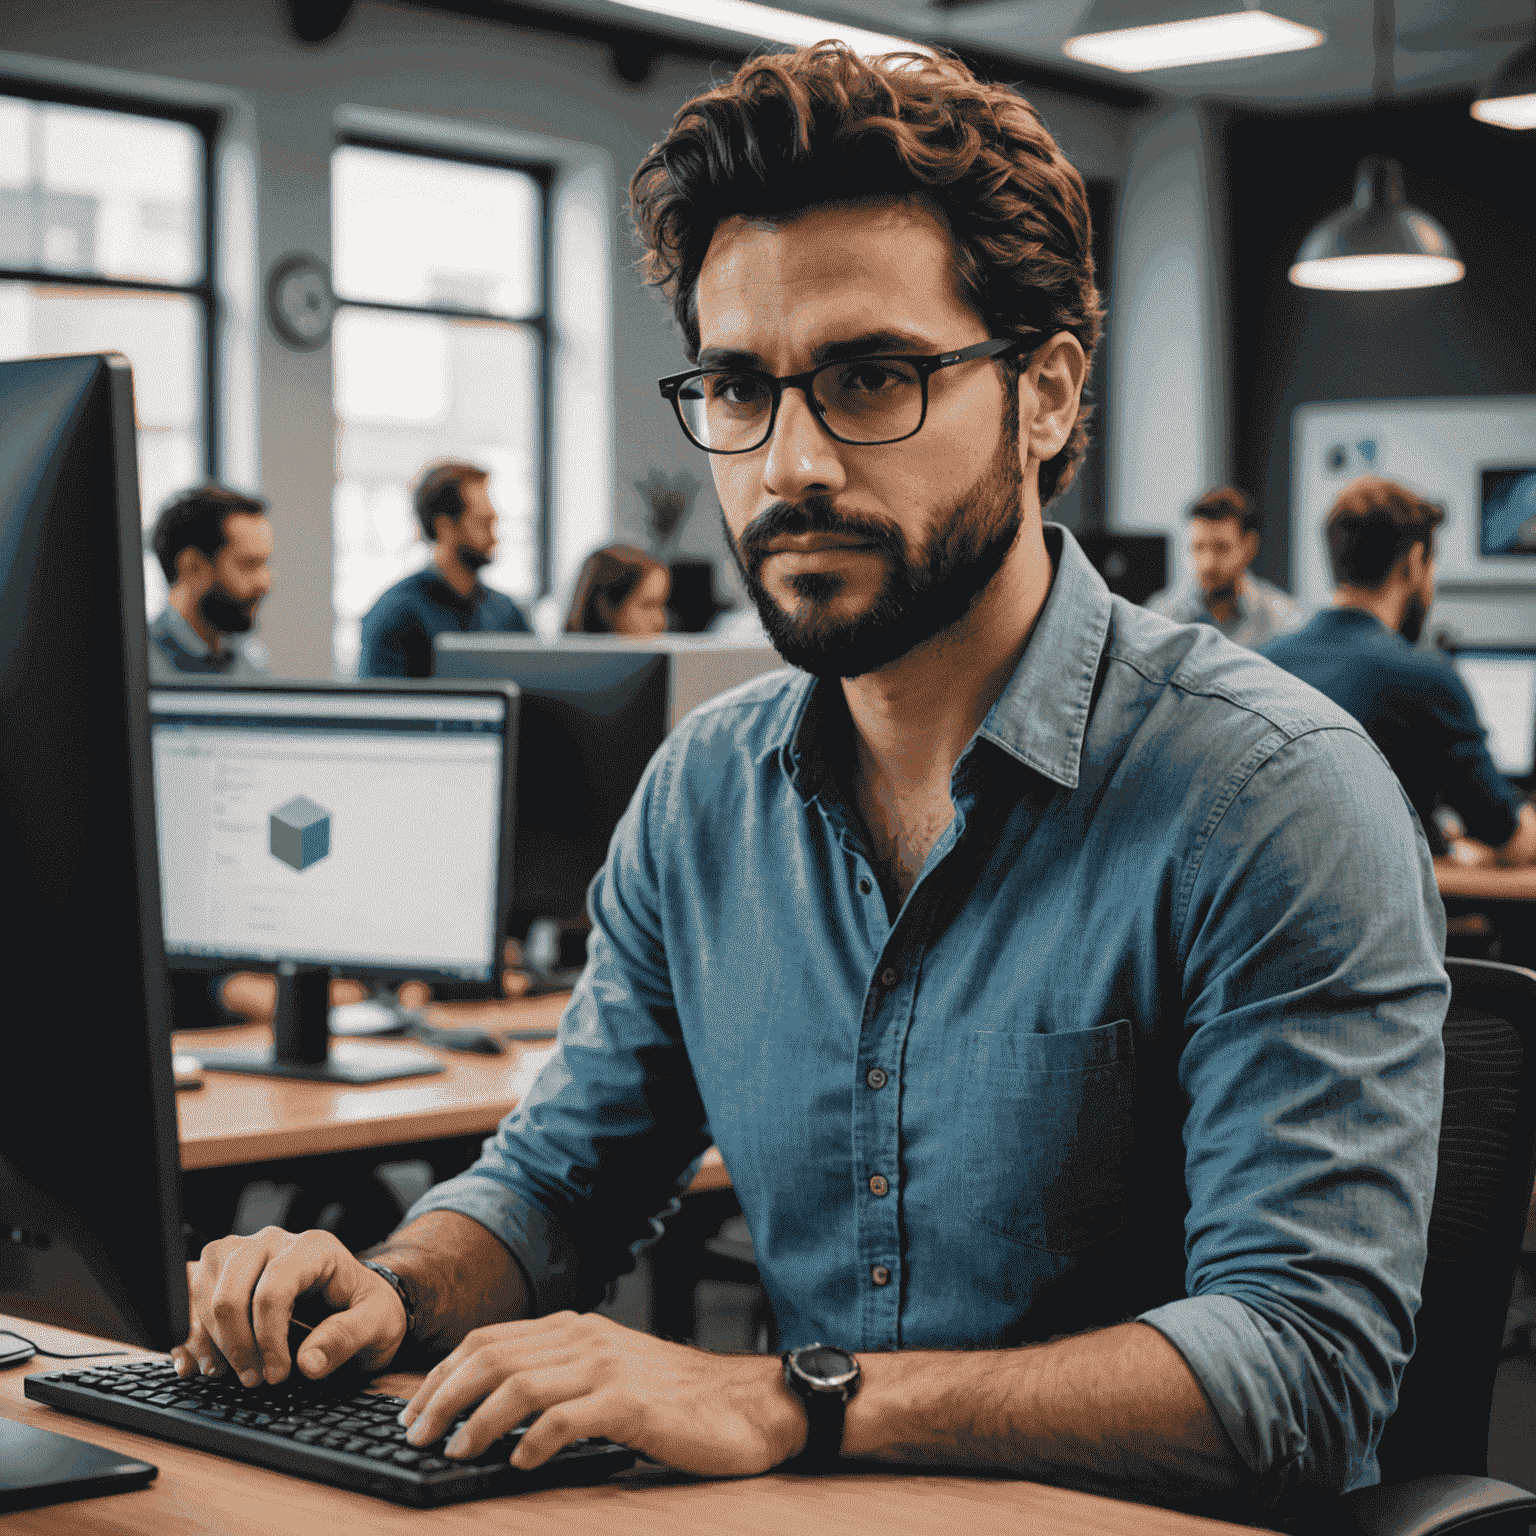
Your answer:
[151,679,519,1081]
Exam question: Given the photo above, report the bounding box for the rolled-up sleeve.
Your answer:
[1137,724,1447,1503]
[402,739,712,1313]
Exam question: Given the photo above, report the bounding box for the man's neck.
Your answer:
[169,584,222,653]
[432,545,478,597]
[1333,584,1404,634]
[837,519,1051,903]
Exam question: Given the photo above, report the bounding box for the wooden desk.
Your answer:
[1,1315,1273,1535]
[174,993,730,1193]
[1434,858,1536,903]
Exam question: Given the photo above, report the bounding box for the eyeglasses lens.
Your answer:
[678,359,925,451]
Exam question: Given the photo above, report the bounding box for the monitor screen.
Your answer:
[151,684,513,979]
[1451,649,1536,780]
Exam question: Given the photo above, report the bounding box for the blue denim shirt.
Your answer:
[408,526,1447,1502]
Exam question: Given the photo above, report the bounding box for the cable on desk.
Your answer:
[0,1328,129,1360]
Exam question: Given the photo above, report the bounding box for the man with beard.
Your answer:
[1149,486,1299,649]
[172,45,1447,1520]
[359,460,531,678]
[1265,476,1536,863]
[148,484,273,678]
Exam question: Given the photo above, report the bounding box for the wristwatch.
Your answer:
[781,1343,861,1469]
[360,1260,415,1340]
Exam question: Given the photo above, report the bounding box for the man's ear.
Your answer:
[1022,332,1088,466]
[1242,529,1261,563]
[433,512,458,546]
[174,545,211,588]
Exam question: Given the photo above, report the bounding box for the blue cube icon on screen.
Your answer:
[270,795,331,872]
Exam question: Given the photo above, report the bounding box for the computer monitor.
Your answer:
[1450,647,1536,783]
[0,352,187,1350]
[150,679,519,1083]
[432,637,683,936]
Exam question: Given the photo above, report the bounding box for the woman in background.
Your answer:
[564,543,670,635]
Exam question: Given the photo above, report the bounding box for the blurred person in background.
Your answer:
[1264,476,1536,866]
[564,543,671,635]
[360,460,531,678]
[148,484,273,679]
[1149,487,1300,650]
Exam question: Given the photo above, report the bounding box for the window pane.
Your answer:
[332,307,539,675]
[0,282,206,612]
[332,145,541,317]
[0,96,203,285]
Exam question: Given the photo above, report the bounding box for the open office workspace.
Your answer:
[4,0,1536,1531]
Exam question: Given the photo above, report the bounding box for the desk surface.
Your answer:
[1434,858,1536,902]
[174,994,731,1193]
[1,1315,1270,1536]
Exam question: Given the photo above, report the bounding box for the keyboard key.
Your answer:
[418,1458,451,1472]
[343,1438,371,1455]
[391,1448,422,1466]
[363,1444,395,1460]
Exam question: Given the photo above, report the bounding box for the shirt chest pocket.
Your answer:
[961,1019,1136,1255]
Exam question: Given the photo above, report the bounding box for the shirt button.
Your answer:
[858,878,872,895]
[870,1265,891,1287]
[865,1067,888,1090]
[879,967,898,988]
[868,1174,889,1197]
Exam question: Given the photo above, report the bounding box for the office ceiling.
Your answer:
[562,0,1534,110]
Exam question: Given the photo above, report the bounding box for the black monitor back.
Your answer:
[439,645,669,932]
[1076,530,1169,607]
[0,353,186,1349]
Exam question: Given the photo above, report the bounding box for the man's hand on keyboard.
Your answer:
[398,1311,806,1477]
[172,1228,409,1389]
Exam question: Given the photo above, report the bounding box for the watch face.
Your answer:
[793,1345,857,1387]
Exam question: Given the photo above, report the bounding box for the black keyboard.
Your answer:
[24,1358,636,1507]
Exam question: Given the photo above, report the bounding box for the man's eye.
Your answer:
[707,373,769,407]
[836,362,909,395]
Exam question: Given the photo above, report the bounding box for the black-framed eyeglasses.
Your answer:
[657,334,1039,455]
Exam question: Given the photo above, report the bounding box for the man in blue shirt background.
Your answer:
[175,45,1447,1518]
[358,460,531,678]
[1265,477,1536,866]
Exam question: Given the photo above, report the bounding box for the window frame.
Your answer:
[332,132,556,595]
[0,74,221,479]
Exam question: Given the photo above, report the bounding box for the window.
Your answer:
[0,87,214,613]
[330,140,549,676]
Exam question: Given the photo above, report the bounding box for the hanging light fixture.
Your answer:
[1063,0,1323,73]
[1471,3,1536,129]
[1288,0,1464,291]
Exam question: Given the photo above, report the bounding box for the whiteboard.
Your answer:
[1290,396,1536,613]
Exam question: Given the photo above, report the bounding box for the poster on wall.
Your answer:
[1290,396,1536,615]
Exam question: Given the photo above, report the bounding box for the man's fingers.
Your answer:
[511,1395,613,1470]
[441,1364,588,1459]
[297,1285,402,1378]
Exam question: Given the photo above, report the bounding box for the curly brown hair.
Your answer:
[1326,477,1445,590]
[629,43,1103,505]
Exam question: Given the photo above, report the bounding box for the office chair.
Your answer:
[1322,957,1536,1536]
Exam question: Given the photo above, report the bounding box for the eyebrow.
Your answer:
[696,329,940,372]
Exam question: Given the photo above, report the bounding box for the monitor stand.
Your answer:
[192,962,445,1084]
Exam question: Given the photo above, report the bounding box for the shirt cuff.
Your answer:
[402,1172,586,1317]
[1137,1294,1315,1497]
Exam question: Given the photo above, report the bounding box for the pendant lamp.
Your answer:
[1288,0,1463,290]
[1471,3,1536,130]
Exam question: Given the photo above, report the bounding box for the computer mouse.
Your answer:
[437,1026,504,1056]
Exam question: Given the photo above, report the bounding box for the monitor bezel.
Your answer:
[149,676,519,984]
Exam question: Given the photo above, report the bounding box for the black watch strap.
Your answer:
[781,1345,859,1470]
[791,1384,849,1470]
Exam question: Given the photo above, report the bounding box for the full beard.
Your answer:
[726,394,1024,680]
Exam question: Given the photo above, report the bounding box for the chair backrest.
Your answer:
[1375,957,1536,1483]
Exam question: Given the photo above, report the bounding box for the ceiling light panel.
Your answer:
[608,0,926,56]
[1063,10,1324,72]
[1471,90,1536,127]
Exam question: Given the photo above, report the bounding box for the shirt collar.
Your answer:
[155,601,215,660]
[422,567,485,609]
[780,522,1111,800]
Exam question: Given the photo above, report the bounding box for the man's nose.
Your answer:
[762,386,846,505]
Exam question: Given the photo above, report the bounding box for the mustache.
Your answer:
[736,498,903,569]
